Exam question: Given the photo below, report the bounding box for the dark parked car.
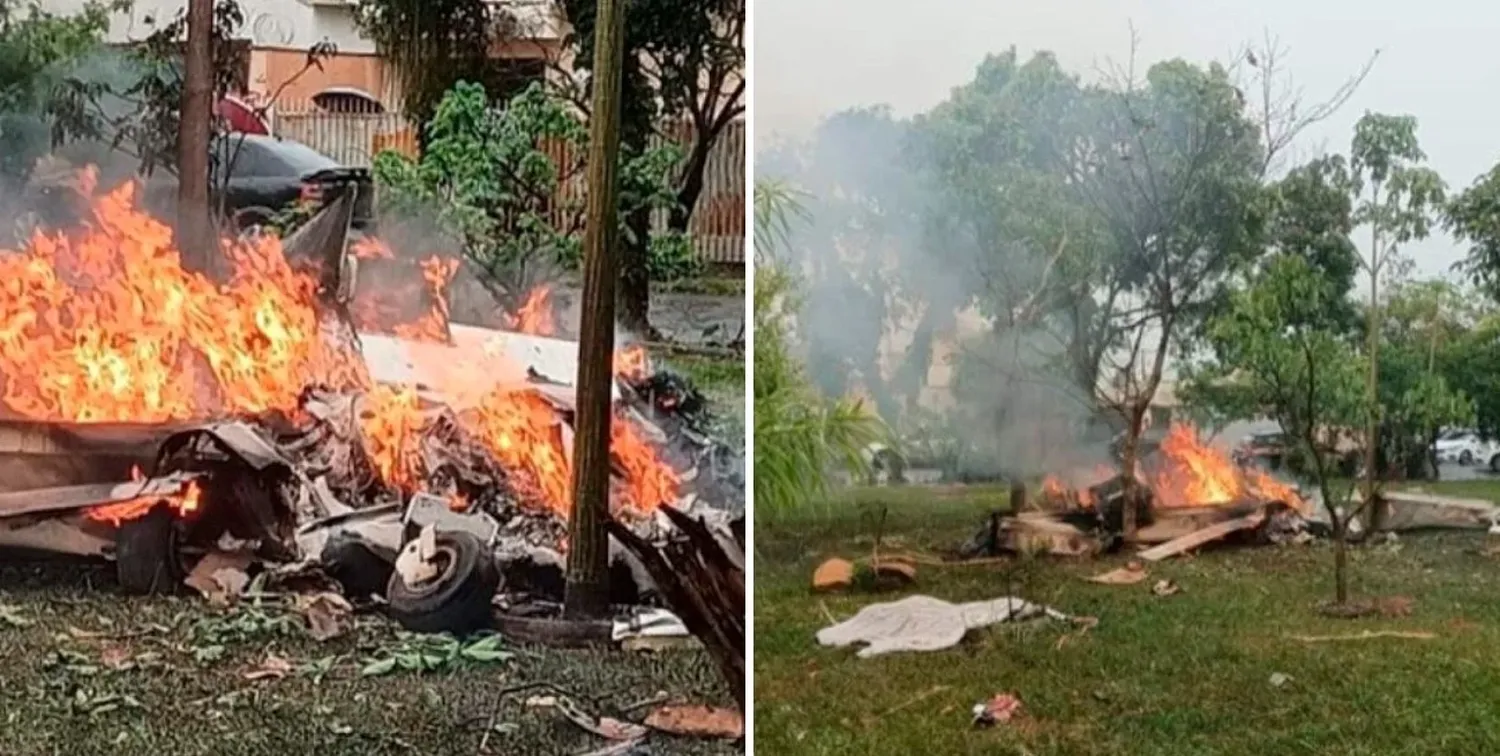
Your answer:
[20,135,374,238]
[207,135,375,236]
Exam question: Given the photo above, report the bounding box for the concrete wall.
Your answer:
[38,0,562,56]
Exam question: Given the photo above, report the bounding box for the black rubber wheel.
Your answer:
[1490,454,1500,474]
[385,531,499,635]
[1461,450,1475,466]
[115,504,184,595]
[321,535,394,600]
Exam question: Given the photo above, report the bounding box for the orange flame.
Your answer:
[508,287,556,336]
[350,237,392,260]
[6,170,679,523]
[357,385,427,491]
[614,344,649,382]
[1153,423,1306,512]
[457,386,678,518]
[611,417,679,512]
[0,171,360,422]
[391,255,458,342]
[348,239,456,344]
[449,492,469,512]
[1041,475,1068,499]
[85,478,202,527]
[465,387,573,515]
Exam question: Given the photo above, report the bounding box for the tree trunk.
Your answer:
[667,131,715,233]
[1309,429,1349,607]
[1118,405,1146,544]
[1363,215,1384,532]
[1332,514,1349,605]
[617,205,653,336]
[176,0,215,270]
[1009,479,1027,512]
[564,0,627,621]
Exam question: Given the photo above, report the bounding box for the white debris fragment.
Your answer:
[393,525,442,584]
[611,607,689,641]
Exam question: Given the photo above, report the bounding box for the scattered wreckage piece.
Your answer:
[493,605,614,648]
[611,607,694,652]
[960,510,1104,559]
[607,505,745,711]
[1138,511,1269,562]
[1355,490,1500,531]
[388,525,500,635]
[1087,562,1148,585]
[809,555,916,592]
[811,558,856,592]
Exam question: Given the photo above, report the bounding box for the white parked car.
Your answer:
[1433,429,1500,467]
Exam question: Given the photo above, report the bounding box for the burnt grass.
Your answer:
[756,480,1500,756]
[0,353,747,756]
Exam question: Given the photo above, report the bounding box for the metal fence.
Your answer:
[270,103,745,265]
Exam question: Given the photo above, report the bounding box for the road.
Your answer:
[448,278,744,348]
[555,288,744,346]
[1435,461,1497,481]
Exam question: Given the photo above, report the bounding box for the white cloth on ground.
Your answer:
[815,594,1073,658]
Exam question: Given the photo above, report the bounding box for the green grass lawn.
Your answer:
[755,480,1500,756]
[669,353,745,401]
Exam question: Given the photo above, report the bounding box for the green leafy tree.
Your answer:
[1184,153,1362,472]
[1449,162,1500,301]
[564,0,744,335]
[0,0,116,189]
[911,51,1107,399]
[1065,57,1268,540]
[1192,254,1367,605]
[373,81,686,311]
[1348,112,1446,526]
[753,179,887,520]
[1445,154,1500,445]
[1439,312,1500,449]
[354,0,497,129]
[1374,279,1476,478]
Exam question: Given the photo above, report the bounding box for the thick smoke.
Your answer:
[760,103,1113,482]
[0,46,157,241]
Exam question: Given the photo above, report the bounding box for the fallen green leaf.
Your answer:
[360,657,397,677]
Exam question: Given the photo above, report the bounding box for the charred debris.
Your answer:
[959,471,1312,562]
[958,427,1318,562]
[0,184,745,650]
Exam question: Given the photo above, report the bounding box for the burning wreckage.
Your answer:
[0,169,744,637]
[963,424,1315,562]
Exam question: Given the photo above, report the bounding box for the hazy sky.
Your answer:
[754,0,1500,276]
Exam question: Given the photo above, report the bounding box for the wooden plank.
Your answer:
[1136,507,1239,544]
[606,507,744,711]
[1137,512,1265,562]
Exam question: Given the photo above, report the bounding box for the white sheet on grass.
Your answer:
[816,594,1075,658]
